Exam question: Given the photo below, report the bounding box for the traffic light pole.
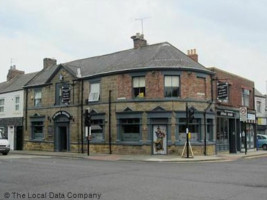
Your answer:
[87,126,90,156]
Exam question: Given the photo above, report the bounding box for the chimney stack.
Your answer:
[131,33,147,49]
[187,49,198,62]
[7,65,25,81]
[43,58,57,69]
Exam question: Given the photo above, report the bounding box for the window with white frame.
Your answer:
[242,89,250,107]
[34,88,42,107]
[15,96,20,111]
[133,77,145,98]
[164,76,180,97]
[0,98,5,112]
[89,83,100,102]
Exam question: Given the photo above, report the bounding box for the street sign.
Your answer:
[240,107,247,122]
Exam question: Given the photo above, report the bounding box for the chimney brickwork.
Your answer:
[7,65,25,81]
[43,58,57,69]
[187,49,198,62]
[131,33,147,49]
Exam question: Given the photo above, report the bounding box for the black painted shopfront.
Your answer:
[216,109,239,153]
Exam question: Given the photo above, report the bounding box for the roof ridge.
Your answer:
[64,42,169,65]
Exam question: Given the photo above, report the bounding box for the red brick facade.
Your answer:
[210,67,254,110]
[116,71,212,101]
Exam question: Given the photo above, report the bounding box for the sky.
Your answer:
[0,0,267,94]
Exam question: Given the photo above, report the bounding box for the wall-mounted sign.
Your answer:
[217,82,228,101]
[62,85,70,104]
[217,110,235,117]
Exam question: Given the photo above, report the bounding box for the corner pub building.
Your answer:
[24,34,216,155]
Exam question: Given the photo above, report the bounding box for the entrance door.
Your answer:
[55,123,69,152]
[153,125,167,155]
[8,126,15,150]
[229,119,237,153]
[16,126,23,150]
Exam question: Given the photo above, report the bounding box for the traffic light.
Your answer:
[188,106,195,122]
[84,109,92,127]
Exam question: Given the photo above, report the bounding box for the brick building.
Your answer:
[23,34,216,155]
[209,67,256,153]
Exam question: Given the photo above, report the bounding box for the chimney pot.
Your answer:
[187,49,198,62]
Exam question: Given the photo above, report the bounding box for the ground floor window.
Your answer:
[31,121,44,140]
[216,118,228,144]
[119,118,141,142]
[241,123,255,149]
[178,118,201,142]
[91,119,104,142]
[207,119,214,142]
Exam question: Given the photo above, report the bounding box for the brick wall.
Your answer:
[106,70,211,101]
[210,67,254,110]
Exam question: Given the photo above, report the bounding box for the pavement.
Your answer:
[8,149,267,162]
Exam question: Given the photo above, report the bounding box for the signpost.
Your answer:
[240,107,247,154]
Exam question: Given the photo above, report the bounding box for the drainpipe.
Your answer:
[109,90,112,154]
[25,88,28,131]
[204,74,215,155]
[81,80,84,153]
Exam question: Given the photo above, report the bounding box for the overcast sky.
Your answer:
[1,0,267,93]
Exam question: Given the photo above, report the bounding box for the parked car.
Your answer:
[0,131,10,155]
[257,134,267,150]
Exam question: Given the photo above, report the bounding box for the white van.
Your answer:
[0,130,10,155]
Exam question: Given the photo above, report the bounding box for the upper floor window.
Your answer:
[34,88,42,107]
[133,77,145,98]
[15,96,20,111]
[242,89,250,107]
[0,98,5,112]
[256,101,262,113]
[164,76,180,98]
[89,83,100,102]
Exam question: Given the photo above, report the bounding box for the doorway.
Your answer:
[16,126,23,150]
[152,125,167,155]
[55,123,69,152]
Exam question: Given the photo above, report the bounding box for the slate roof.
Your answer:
[63,42,212,79]
[25,64,59,87]
[0,72,38,94]
[25,42,212,87]
[255,89,265,97]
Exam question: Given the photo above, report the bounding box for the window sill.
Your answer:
[116,141,143,146]
[29,139,45,142]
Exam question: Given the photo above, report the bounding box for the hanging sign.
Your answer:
[62,85,70,104]
[217,82,228,101]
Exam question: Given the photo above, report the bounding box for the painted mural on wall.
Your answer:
[153,125,167,155]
